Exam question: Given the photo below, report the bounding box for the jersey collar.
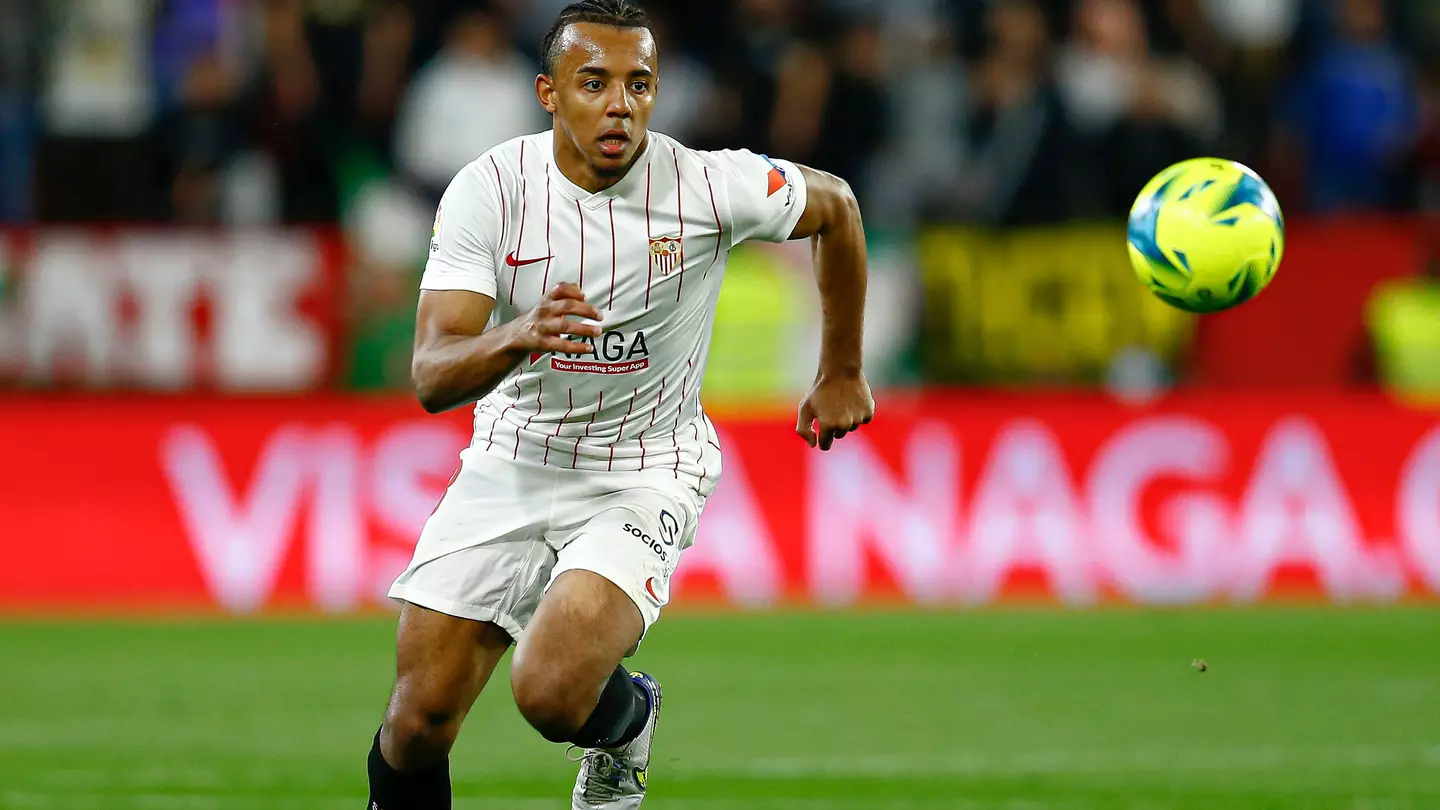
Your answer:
[546,130,658,209]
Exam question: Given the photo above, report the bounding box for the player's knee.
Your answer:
[510,659,588,742]
[382,700,463,769]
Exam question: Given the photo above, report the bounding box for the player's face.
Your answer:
[539,23,657,180]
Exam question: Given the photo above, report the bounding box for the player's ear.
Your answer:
[536,74,558,114]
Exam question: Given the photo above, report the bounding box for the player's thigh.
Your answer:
[513,482,700,686]
[384,451,559,744]
[510,568,645,725]
[549,482,700,649]
[389,448,559,640]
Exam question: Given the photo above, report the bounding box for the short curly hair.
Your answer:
[541,0,652,75]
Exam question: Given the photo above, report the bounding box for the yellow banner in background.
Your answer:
[703,244,799,407]
[702,234,921,414]
[918,226,1195,383]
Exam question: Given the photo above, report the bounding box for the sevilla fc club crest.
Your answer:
[649,236,681,276]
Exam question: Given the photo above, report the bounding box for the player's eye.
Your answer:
[630,81,649,93]
[583,79,603,92]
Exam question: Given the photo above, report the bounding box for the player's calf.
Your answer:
[513,661,650,746]
[511,661,596,742]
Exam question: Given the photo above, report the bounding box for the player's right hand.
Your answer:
[513,282,603,355]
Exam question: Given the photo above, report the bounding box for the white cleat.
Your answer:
[570,671,661,809]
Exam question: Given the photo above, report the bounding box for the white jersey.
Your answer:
[422,130,808,497]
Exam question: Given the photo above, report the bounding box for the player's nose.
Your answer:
[606,87,632,117]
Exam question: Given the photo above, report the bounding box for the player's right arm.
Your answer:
[410,160,601,414]
[412,284,601,413]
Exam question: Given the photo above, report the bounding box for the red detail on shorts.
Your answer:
[645,577,661,602]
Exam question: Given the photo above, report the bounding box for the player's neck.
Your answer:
[554,130,651,194]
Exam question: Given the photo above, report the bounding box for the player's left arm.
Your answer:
[787,165,875,451]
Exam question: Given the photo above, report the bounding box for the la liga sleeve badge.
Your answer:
[429,203,444,254]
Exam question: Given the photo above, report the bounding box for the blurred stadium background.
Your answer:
[1,0,1439,808]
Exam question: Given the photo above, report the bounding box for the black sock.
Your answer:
[366,728,451,810]
[570,665,650,749]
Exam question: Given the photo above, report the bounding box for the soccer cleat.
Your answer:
[569,671,662,809]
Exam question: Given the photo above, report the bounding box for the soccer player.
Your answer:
[366,1,873,807]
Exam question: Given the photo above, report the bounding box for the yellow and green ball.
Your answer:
[1127,158,1285,314]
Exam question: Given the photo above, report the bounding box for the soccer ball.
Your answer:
[1126,158,1285,314]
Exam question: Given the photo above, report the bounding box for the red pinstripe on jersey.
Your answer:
[639,375,667,469]
[609,388,638,471]
[541,174,552,291]
[672,149,686,302]
[678,358,694,424]
[607,200,616,309]
[487,376,523,451]
[515,377,543,460]
[703,166,721,277]
[643,164,654,308]
[575,200,585,289]
[572,389,602,469]
[692,420,706,490]
[489,155,507,245]
[672,358,694,478]
[671,358,694,472]
[508,140,528,305]
[545,388,576,466]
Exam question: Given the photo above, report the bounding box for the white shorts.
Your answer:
[387,445,705,655]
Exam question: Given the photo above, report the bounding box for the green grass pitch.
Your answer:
[0,607,1437,809]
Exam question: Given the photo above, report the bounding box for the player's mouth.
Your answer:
[597,130,630,158]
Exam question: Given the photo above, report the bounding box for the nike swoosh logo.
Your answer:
[505,252,551,267]
[645,577,661,603]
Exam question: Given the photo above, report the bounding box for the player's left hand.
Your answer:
[796,372,875,451]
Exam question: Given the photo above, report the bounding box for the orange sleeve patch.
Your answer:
[766,166,787,197]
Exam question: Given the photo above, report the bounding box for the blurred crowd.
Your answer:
[2,0,1439,231]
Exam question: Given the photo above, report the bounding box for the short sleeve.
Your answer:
[420,163,501,298]
[713,149,808,245]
